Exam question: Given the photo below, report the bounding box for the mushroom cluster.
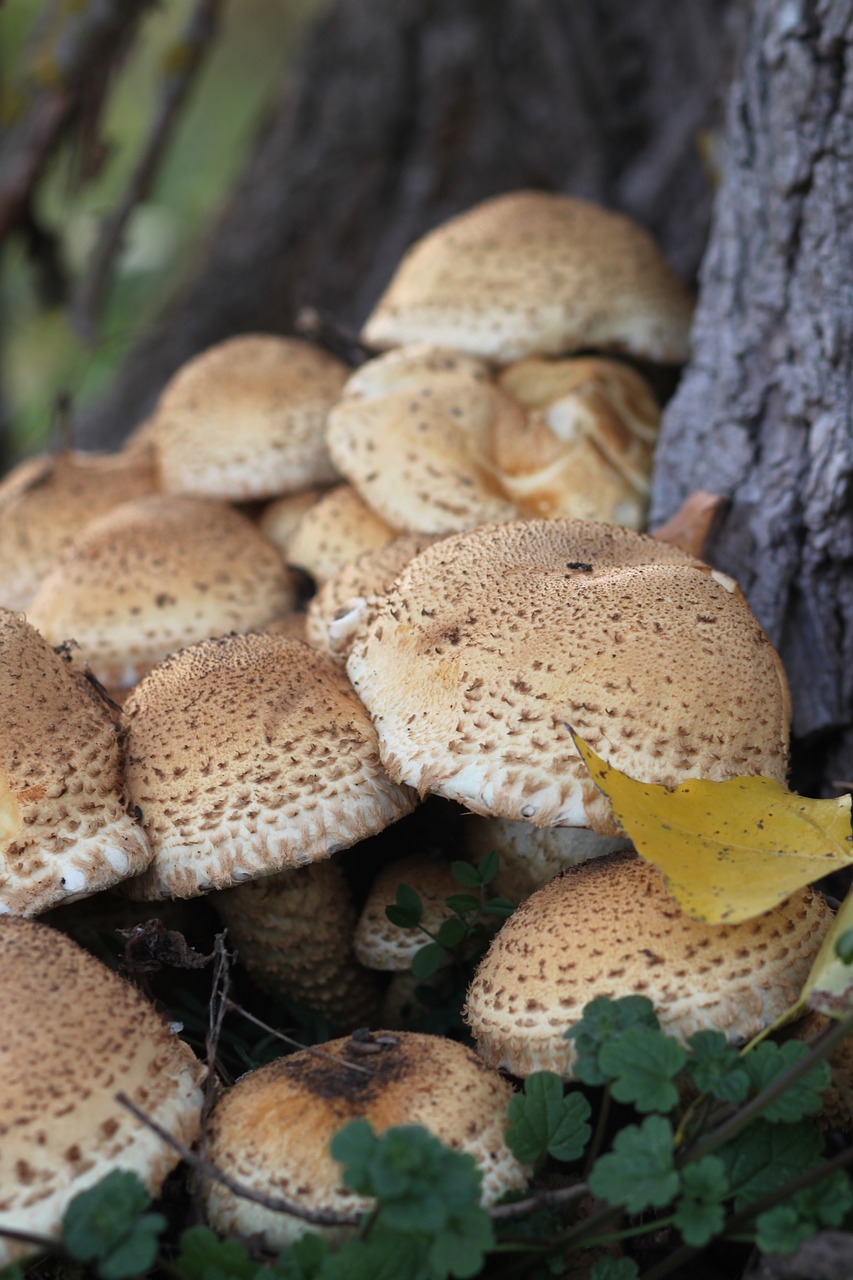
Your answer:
[1,188,840,1261]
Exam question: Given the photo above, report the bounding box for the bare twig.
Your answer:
[223,999,376,1076]
[72,0,227,343]
[489,1181,587,1222]
[0,0,155,241]
[116,1091,366,1228]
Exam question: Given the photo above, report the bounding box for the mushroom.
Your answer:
[0,609,151,916]
[463,816,629,902]
[152,334,348,500]
[26,494,298,692]
[0,914,205,1266]
[346,519,791,832]
[464,851,834,1078]
[361,190,694,364]
[202,1030,527,1248]
[284,484,398,585]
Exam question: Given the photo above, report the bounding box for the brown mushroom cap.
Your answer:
[493,357,660,529]
[285,484,398,584]
[0,449,159,612]
[258,488,330,557]
[0,915,205,1265]
[203,1030,527,1247]
[325,346,521,534]
[354,854,462,970]
[153,335,347,499]
[347,519,791,832]
[122,633,417,899]
[362,191,694,364]
[0,610,151,916]
[26,494,297,688]
[464,852,833,1078]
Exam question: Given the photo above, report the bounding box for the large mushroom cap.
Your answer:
[153,334,347,499]
[464,852,833,1078]
[122,633,417,899]
[27,494,297,688]
[347,519,791,831]
[0,610,151,916]
[203,1029,527,1248]
[0,915,205,1265]
[0,449,159,612]
[362,191,694,364]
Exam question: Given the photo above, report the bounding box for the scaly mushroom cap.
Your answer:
[362,191,694,364]
[354,854,462,970]
[0,915,205,1265]
[214,862,384,1029]
[465,852,833,1078]
[285,484,397,584]
[305,533,441,660]
[258,488,330,557]
[153,335,347,499]
[325,346,521,534]
[27,494,297,689]
[493,357,660,529]
[464,816,629,902]
[122,633,417,899]
[0,610,151,916]
[0,449,159,611]
[203,1029,527,1247]
[347,519,791,832]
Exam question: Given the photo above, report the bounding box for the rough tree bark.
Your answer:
[650,0,853,791]
[77,0,739,448]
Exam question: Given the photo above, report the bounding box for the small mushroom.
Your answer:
[285,484,397,585]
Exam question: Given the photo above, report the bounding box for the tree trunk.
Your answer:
[77,0,739,449]
[650,0,853,792]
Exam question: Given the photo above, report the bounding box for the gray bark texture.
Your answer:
[649,0,853,790]
[77,0,739,449]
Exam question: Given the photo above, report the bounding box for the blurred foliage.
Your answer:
[0,0,320,458]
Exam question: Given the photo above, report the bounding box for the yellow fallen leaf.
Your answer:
[800,886,853,1018]
[571,732,853,925]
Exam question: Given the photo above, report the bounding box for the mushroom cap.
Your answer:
[463,816,629,902]
[346,519,791,831]
[153,335,347,499]
[354,854,462,970]
[258,488,330,557]
[0,610,152,917]
[26,494,297,688]
[285,484,397,585]
[362,191,694,364]
[493,357,660,529]
[203,1029,527,1248]
[325,346,521,534]
[0,449,159,612]
[0,915,205,1265]
[122,633,417,899]
[305,533,441,660]
[464,851,834,1078]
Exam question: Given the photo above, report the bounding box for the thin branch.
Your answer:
[0,1224,58,1250]
[72,0,227,343]
[0,0,155,241]
[489,1181,587,1222]
[116,1092,366,1228]
[223,999,377,1076]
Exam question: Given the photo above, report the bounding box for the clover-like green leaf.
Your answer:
[672,1156,730,1246]
[589,1256,640,1278]
[435,917,468,950]
[588,1115,680,1213]
[62,1170,165,1278]
[742,1041,829,1123]
[566,995,660,1086]
[598,1025,686,1113]
[505,1072,592,1164]
[686,1030,750,1104]
[719,1120,824,1211]
[411,942,445,981]
[483,897,516,918]
[451,861,484,889]
[754,1167,853,1255]
[444,893,482,917]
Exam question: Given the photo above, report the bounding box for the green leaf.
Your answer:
[426,1206,494,1279]
[62,1170,161,1275]
[451,861,484,889]
[834,928,853,965]
[719,1120,824,1211]
[98,1221,165,1280]
[686,1031,750,1104]
[411,942,445,981]
[476,851,500,886]
[742,1041,830,1123]
[483,897,516,917]
[505,1072,592,1163]
[598,1025,686,1113]
[589,1257,640,1279]
[0,1266,25,1280]
[318,1233,418,1280]
[396,884,424,921]
[588,1116,680,1213]
[673,1156,730,1246]
[754,1168,853,1255]
[435,917,468,950]
[386,904,420,929]
[444,893,482,917]
[176,1226,263,1280]
[566,995,660,1086]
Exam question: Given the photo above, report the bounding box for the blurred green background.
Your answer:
[1,0,320,459]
